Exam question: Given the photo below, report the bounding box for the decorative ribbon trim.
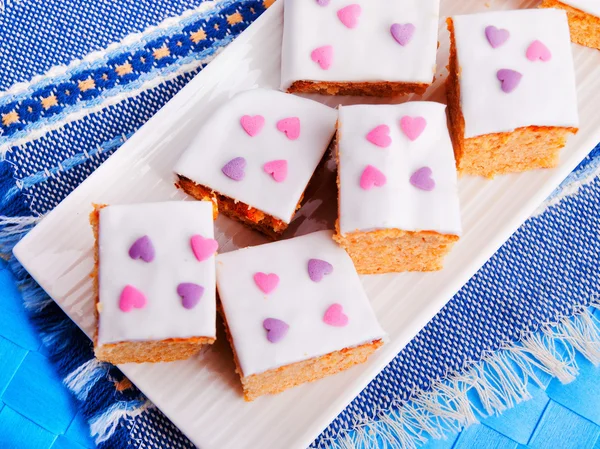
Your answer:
[0,0,271,149]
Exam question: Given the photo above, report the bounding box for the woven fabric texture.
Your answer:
[1,1,599,448]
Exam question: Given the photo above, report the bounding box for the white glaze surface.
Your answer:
[216,230,386,377]
[174,88,337,223]
[453,9,579,139]
[338,102,461,236]
[281,0,440,89]
[561,0,600,17]
[97,201,216,345]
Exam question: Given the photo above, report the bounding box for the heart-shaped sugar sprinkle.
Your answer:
[128,235,155,262]
[177,283,204,310]
[276,117,301,140]
[316,0,330,5]
[311,46,333,70]
[360,165,386,191]
[497,69,522,93]
[410,167,436,191]
[254,272,280,294]
[485,26,509,48]
[119,285,147,312]
[190,235,219,262]
[400,116,427,141]
[366,125,392,148]
[222,157,246,181]
[526,40,552,62]
[240,115,265,137]
[337,4,361,29]
[390,23,416,46]
[308,259,333,282]
[323,303,349,327]
[263,160,288,183]
[263,318,289,343]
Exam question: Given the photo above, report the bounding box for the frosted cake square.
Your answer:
[92,201,218,364]
[216,230,386,401]
[281,0,440,97]
[447,9,579,178]
[174,88,337,239]
[334,102,461,274]
[540,0,600,50]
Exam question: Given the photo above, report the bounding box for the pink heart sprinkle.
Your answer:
[410,167,436,191]
[240,115,265,137]
[222,157,246,181]
[400,116,427,141]
[177,283,204,310]
[254,272,280,294]
[128,235,155,262]
[366,125,392,148]
[119,285,147,312]
[497,69,522,93]
[390,23,416,46]
[360,165,387,191]
[526,40,552,62]
[308,258,334,282]
[190,235,219,262]
[311,45,333,70]
[337,4,361,29]
[485,26,510,48]
[323,303,349,327]
[263,160,288,183]
[316,0,330,5]
[276,117,301,140]
[263,318,289,343]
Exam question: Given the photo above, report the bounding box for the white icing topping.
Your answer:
[97,201,216,345]
[338,102,461,236]
[453,9,579,139]
[216,230,386,377]
[174,88,337,223]
[280,0,440,89]
[561,0,600,17]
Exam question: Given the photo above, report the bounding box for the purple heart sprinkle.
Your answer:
[222,157,246,181]
[221,157,246,181]
[390,23,416,47]
[497,69,522,94]
[263,318,289,343]
[316,0,330,5]
[177,283,204,310]
[308,259,334,282]
[410,167,436,191]
[128,235,155,262]
[485,26,510,48]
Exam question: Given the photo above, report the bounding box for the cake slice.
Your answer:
[540,0,600,50]
[281,0,440,96]
[92,201,217,364]
[174,88,337,239]
[334,102,461,274]
[216,230,386,401]
[446,9,579,178]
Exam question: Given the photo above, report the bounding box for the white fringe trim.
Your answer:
[317,302,600,449]
[65,358,108,401]
[90,399,153,443]
[533,161,600,217]
[0,214,40,236]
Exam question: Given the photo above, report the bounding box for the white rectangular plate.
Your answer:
[13,1,600,448]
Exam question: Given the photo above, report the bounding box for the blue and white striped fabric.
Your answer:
[1,1,599,448]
